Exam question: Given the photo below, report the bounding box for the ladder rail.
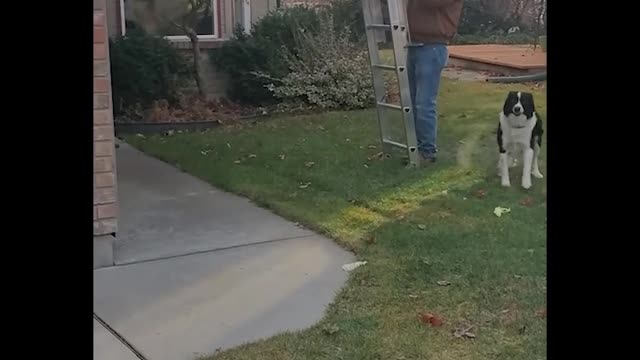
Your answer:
[362,0,393,155]
[362,0,420,167]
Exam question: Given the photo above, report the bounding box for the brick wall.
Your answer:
[94,0,118,237]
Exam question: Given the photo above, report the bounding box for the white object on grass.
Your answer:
[342,261,367,272]
[493,207,511,217]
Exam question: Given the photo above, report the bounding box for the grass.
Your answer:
[125,78,547,360]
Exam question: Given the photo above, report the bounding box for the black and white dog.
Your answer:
[497,91,544,189]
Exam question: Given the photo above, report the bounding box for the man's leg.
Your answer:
[411,44,448,161]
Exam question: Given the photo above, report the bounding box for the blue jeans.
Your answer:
[407,44,449,159]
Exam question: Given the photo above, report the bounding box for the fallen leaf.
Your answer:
[364,164,369,168]
[299,182,311,189]
[536,308,547,318]
[422,258,431,265]
[453,325,476,339]
[417,224,427,230]
[514,274,523,279]
[342,261,367,271]
[318,125,326,131]
[419,312,443,327]
[345,138,351,142]
[233,160,242,164]
[458,140,465,144]
[322,324,341,335]
[368,145,377,149]
[473,189,487,199]
[437,280,451,286]
[519,196,534,206]
[305,161,315,167]
[408,294,419,299]
[136,133,146,139]
[226,143,231,148]
[279,154,286,160]
[493,207,511,217]
[248,154,257,158]
[368,152,384,161]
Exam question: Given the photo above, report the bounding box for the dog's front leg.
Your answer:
[499,153,511,187]
[522,148,534,189]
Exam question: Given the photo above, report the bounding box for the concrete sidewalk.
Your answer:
[94,143,354,360]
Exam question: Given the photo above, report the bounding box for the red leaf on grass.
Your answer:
[536,308,547,318]
[520,196,534,206]
[473,189,487,199]
[419,312,444,327]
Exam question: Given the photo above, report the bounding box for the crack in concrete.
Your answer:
[94,313,148,360]
[111,234,317,268]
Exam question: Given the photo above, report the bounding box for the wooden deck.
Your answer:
[447,44,546,75]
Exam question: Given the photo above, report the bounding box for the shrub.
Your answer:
[109,30,192,115]
[327,0,365,42]
[211,6,322,105]
[458,0,519,35]
[259,16,373,110]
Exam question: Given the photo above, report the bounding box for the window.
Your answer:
[121,0,219,40]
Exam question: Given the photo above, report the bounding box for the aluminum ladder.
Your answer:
[361,0,421,167]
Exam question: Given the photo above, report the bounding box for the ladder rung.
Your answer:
[377,102,402,110]
[383,139,408,149]
[367,24,391,30]
[372,64,396,71]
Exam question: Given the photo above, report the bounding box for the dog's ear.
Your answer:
[503,92,519,114]
[520,92,536,118]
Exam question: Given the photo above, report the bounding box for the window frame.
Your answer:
[119,0,220,40]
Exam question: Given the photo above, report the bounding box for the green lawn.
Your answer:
[125,78,547,360]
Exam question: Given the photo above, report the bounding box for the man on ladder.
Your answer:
[406,0,464,164]
[361,0,463,167]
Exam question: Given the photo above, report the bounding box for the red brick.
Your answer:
[94,156,113,172]
[94,12,105,27]
[94,141,114,157]
[95,172,115,188]
[94,78,110,93]
[94,206,99,220]
[94,109,112,125]
[94,218,117,235]
[94,61,108,77]
[94,94,110,109]
[94,125,113,141]
[94,0,105,10]
[94,27,106,44]
[94,187,116,204]
[94,44,106,59]
[97,203,118,219]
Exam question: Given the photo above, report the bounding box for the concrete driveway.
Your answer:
[93,143,354,360]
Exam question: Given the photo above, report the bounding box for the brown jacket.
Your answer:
[407,0,464,44]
